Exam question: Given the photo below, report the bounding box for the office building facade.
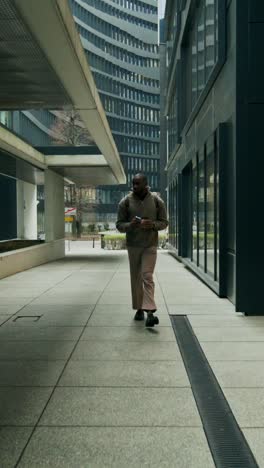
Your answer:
[163,0,264,315]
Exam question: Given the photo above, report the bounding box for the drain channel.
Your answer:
[170,315,258,468]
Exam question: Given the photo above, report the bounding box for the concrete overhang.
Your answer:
[0,125,45,170]
[37,145,119,186]
[0,0,126,185]
[0,124,120,186]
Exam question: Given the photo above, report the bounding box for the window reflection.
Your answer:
[168,89,178,155]
[205,0,215,80]
[197,5,205,96]
[198,150,205,270]
[191,27,197,109]
[206,138,215,277]
[186,0,218,115]
[215,136,219,281]
[192,156,198,264]
[169,180,178,250]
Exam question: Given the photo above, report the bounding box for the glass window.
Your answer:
[192,155,198,264]
[215,133,219,281]
[175,179,179,249]
[197,3,205,96]
[205,0,215,80]
[205,137,215,277]
[191,27,197,109]
[184,0,220,119]
[198,149,205,270]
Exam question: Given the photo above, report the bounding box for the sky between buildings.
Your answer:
[158,0,166,19]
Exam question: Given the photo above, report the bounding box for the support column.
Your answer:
[16,180,24,238]
[45,169,65,242]
[23,182,37,239]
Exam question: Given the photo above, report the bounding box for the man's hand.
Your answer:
[130,217,141,228]
[140,219,154,230]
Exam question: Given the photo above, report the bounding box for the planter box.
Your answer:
[0,239,44,253]
[0,239,65,280]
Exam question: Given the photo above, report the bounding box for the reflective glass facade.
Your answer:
[165,0,227,295]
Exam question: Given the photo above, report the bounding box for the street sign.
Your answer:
[65,207,76,216]
[65,216,74,222]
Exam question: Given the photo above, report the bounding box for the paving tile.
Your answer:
[0,388,52,425]
[211,361,264,388]
[0,304,24,315]
[81,326,175,341]
[88,312,171,327]
[93,304,168,314]
[0,315,11,325]
[0,325,83,341]
[21,304,94,314]
[71,340,181,361]
[224,388,264,427]
[0,361,65,386]
[242,429,264,468]
[19,427,214,468]
[201,342,264,361]
[42,288,102,297]
[167,296,228,305]
[193,327,264,341]
[31,294,100,305]
[0,427,33,468]
[98,295,165,305]
[0,297,35,305]
[168,304,235,315]
[11,311,93,327]
[0,341,76,360]
[188,315,251,327]
[40,387,201,427]
[0,289,47,298]
[67,273,113,281]
[59,360,189,387]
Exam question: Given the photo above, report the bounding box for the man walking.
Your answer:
[116,173,168,327]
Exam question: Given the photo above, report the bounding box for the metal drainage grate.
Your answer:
[170,315,259,468]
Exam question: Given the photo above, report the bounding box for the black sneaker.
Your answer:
[134,309,144,321]
[145,313,159,327]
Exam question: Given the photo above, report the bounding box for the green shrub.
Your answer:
[102,232,167,250]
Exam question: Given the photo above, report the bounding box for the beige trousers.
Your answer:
[127,246,157,311]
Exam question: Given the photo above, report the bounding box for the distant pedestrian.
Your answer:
[116,173,168,327]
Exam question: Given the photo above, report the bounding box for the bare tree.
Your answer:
[54,110,95,237]
[50,110,93,146]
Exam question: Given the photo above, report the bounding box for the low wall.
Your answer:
[0,239,65,279]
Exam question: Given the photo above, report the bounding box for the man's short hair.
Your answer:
[133,173,148,185]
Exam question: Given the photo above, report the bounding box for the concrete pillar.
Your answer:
[45,169,65,242]
[16,180,24,238]
[23,182,38,239]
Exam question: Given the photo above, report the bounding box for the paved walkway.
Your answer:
[0,244,264,467]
